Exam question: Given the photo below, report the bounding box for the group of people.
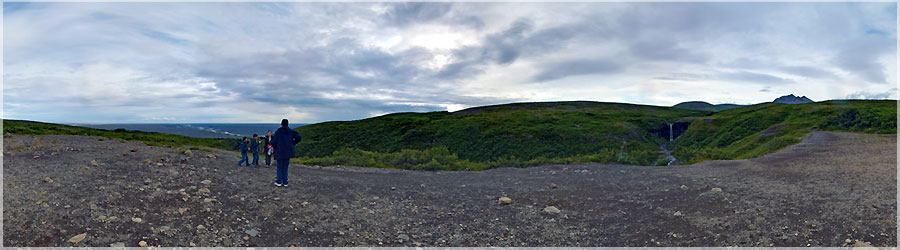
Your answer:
[237,119,303,187]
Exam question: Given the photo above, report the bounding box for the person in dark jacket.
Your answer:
[251,134,261,167]
[270,119,302,187]
[237,137,250,166]
[263,130,274,167]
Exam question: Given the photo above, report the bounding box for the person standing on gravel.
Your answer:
[237,137,250,166]
[270,119,302,187]
[251,134,261,167]
[264,130,274,167]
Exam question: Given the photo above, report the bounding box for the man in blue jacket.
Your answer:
[250,134,260,167]
[270,119,302,187]
[237,137,250,166]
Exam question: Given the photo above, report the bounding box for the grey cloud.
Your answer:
[381,2,453,28]
[833,34,895,83]
[778,66,836,79]
[628,38,708,63]
[718,71,793,84]
[532,59,625,82]
[845,90,896,100]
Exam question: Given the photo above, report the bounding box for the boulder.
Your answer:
[184,150,194,157]
[90,160,99,166]
[68,233,87,243]
[711,187,723,192]
[853,241,877,250]
[543,206,561,214]
[138,241,147,247]
[498,197,512,205]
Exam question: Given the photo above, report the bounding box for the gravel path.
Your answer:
[3,131,896,247]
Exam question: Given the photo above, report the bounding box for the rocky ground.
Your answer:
[2,131,896,247]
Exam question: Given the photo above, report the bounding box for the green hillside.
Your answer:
[294,101,708,170]
[2,119,241,152]
[673,101,744,112]
[671,100,897,164]
[3,99,894,171]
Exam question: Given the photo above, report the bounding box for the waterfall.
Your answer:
[669,123,673,141]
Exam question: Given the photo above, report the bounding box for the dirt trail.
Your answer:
[3,131,896,247]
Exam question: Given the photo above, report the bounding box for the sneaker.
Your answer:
[283,184,288,187]
[273,182,282,187]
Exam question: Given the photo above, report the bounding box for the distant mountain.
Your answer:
[673,101,744,112]
[773,94,813,104]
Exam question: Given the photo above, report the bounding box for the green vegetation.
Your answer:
[3,99,894,171]
[2,119,241,151]
[673,101,744,112]
[671,100,896,164]
[294,101,708,170]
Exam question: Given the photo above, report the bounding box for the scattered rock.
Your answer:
[197,225,206,230]
[132,217,143,223]
[680,185,688,189]
[674,211,683,216]
[397,234,410,242]
[242,236,249,240]
[90,160,99,166]
[190,242,196,247]
[203,198,214,203]
[197,188,211,194]
[178,208,188,214]
[245,229,259,237]
[543,206,561,214]
[98,215,107,221]
[184,150,194,157]
[138,240,147,247]
[206,154,216,159]
[201,180,212,185]
[110,242,125,247]
[130,149,137,152]
[68,233,87,243]
[301,201,310,207]
[498,197,512,205]
[845,239,852,244]
[158,226,170,232]
[42,177,53,183]
[711,187,723,192]
[550,183,558,189]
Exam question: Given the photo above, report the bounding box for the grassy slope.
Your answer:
[2,119,241,152]
[671,100,897,164]
[294,101,708,170]
[3,100,893,171]
[673,101,744,112]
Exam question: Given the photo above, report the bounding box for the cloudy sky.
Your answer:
[3,2,897,124]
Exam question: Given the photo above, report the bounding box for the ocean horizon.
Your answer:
[73,123,307,138]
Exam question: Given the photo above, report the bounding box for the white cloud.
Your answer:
[3,2,896,124]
